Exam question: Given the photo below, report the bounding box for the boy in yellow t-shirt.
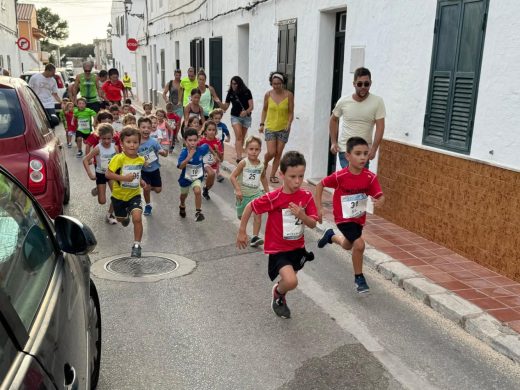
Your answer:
[106,126,146,257]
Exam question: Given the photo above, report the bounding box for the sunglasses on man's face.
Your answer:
[356,81,371,88]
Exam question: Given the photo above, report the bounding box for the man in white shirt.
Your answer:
[329,67,386,168]
[28,63,61,117]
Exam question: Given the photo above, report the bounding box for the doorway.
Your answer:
[327,11,346,175]
[209,37,223,101]
[141,55,148,103]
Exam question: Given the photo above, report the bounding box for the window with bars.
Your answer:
[423,0,488,154]
[277,20,297,93]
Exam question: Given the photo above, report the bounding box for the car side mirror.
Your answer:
[55,215,97,255]
[49,114,60,128]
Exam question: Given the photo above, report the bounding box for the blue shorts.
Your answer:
[230,115,251,128]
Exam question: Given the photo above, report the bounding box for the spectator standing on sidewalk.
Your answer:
[329,67,386,169]
[123,71,134,98]
[28,63,61,117]
[73,61,102,112]
[259,72,294,184]
[162,69,183,117]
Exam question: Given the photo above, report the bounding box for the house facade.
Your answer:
[16,3,46,72]
[0,0,21,76]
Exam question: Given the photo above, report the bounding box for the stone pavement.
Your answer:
[130,100,520,363]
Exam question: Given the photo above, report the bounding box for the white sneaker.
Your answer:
[106,213,118,225]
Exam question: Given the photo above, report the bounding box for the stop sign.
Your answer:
[127,38,138,51]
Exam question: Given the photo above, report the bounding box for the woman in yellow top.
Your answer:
[259,72,294,183]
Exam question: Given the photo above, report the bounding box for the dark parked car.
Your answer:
[0,76,70,219]
[0,164,101,389]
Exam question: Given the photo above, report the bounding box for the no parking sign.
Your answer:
[17,37,30,51]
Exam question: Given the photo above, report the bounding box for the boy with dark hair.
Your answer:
[237,151,318,319]
[177,128,210,221]
[105,126,146,257]
[315,136,385,293]
[74,97,97,157]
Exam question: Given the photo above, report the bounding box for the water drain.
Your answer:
[91,252,197,283]
[106,256,178,277]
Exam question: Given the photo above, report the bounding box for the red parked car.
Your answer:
[0,76,70,218]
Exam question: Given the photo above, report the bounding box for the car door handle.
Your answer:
[64,363,79,390]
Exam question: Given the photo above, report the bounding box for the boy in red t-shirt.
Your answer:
[165,102,181,149]
[315,137,385,293]
[197,121,222,200]
[237,151,318,319]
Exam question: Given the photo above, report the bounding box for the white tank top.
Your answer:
[96,142,117,173]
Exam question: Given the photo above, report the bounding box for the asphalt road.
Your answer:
[59,127,520,390]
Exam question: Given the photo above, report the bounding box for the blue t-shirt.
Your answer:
[138,138,162,172]
[177,144,210,186]
[217,122,230,142]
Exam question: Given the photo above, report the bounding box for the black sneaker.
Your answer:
[202,187,211,200]
[250,235,264,247]
[355,275,370,293]
[179,206,186,218]
[318,228,335,248]
[271,284,291,319]
[131,244,142,258]
[76,151,83,158]
[121,215,130,227]
[217,175,224,182]
[195,211,205,222]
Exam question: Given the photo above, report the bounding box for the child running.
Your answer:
[236,151,318,319]
[177,128,210,222]
[143,102,153,116]
[155,109,174,152]
[137,116,168,216]
[230,135,269,247]
[315,137,385,293]
[62,101,77,148]
[122,113,137,127]
[209,108,230,182]
[109,104,123,133]
[105,126,146,258]
[82,123,119,224]
[74,97,97,157]
[198,120,222,200]
[165,102,181,150]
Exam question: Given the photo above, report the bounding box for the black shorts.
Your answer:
[268,248,314,281]
[141,169,162,188]
[337,222,363,243]
[111,195,142,218]
[76,131,90,140]
[95,171,107,185]
[86,101,101,113]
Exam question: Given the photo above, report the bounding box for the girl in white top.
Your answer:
[82,124,120,224]
[230,135,270,247]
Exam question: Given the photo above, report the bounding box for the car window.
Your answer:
[0,88,25,139]
[0,323,18,381]
[23,87,51,136]
[0,173,56,331]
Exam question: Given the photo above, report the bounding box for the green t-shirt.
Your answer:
[73,107,96,134]
[180,77,198,106]
[79,73,99,103]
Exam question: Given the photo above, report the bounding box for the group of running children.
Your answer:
[65,99,385,319]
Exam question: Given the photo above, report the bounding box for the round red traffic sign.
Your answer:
[17,37,30,51]
[127,38,138,51]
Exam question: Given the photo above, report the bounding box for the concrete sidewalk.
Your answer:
[131,100,520,364]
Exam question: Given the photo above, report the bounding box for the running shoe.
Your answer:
[250,235,264,247]
[76,151,83,158]
[91,187,98,197]
[121,215,130,227]
[67,143,72,148]
[179,205,186,218]
[202,187,211,200]
[217,175,224,182]
[271,284,291,319]
[195,211,205,222]
[143,204,152,216]
[317,228,335,248]
[355,275,370,294]
[106,213,118,225]
[131,244,142,258]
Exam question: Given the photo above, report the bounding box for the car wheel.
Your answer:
[88,280,101,389]
[63,164,70,205]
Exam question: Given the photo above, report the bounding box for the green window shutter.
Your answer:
[277,21,297,93]
[423,0,488,154]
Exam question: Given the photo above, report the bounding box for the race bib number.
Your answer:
[217,128,223,141]
[185,163,203,182]
[203,152,215,165]
[143,151,158,165]
[121,165,141,188]
[78,118,91,131]
[282,208,304,240]
[242,168,260,188]
[99,156,110,171]
[341,193,368,219]
[168,119,176,129]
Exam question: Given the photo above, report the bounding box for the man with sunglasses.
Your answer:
[329,67,386,169]
[73,61,101,112]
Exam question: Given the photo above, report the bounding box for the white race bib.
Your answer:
[100,156,110,171]
[242,168,261,188]
[121,165,141,188]
[78,118,91,131]
[143,151,158,164]
[282,208,304,240]
[185,163,203,182]
[341,193,368,219]
[217,128,223,141]
[168,119,176,129]
[203,152,215,165]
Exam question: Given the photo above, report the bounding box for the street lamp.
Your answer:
[106,22,112,38]
[124,0,144,19]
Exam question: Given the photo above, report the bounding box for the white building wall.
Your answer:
[0,0,21,76]
[343,0,519,171]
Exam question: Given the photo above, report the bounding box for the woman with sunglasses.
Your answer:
[329,67,386,169]
[221,76,254,163]
[259,72,294,183]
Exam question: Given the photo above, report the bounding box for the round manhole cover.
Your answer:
[106,256,178,277]
[91,252,197,283]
